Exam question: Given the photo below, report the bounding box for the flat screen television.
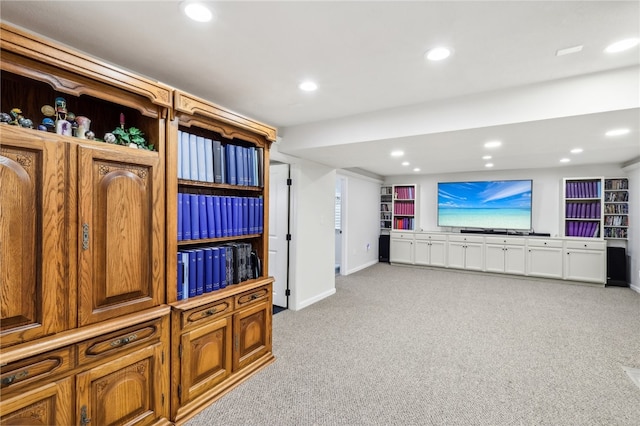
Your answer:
[437,179,532,230]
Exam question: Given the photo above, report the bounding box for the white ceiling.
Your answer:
[2,1,639,177]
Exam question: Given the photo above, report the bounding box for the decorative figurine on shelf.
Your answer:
[75,116,91,139]
[85,131,95,140]
[104,132,116,144]
[53,97,72,136]
[0,112,12,124]
[108,112,154,150]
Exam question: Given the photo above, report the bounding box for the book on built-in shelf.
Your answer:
[604,178,629,240]
[563,177,603,238]
[392,184,417,231]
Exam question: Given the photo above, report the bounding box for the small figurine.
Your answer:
[41,105,55,117]
[75,116,91,139]
[9,108,23,125]
[18,118,33,128]
[85,130,95,140]
[0,112,11,124]
[104,132,116,144]
[42,118,55,130]
[37,124,48,131]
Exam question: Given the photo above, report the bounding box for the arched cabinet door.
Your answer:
[77,144,164,326]
[0,130,67,348]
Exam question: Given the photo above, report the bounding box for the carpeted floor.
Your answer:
[186,263,640,425]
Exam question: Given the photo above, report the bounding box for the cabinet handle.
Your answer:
[80,405,91,425]
[250,293,260,300]
[203,308,216,317]
[1,369,28,386]
[110,333,138,347]
[82,223,90,250]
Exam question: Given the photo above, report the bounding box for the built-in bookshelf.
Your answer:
[604,178,629,240]
[380,185,393,232]
[392,184,417,231]
[563,177,603,238]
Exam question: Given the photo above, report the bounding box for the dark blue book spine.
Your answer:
[188,250,197,298]
[227,144,237,185]
[177,193,183,241]
[204,247,214,293]
[221,196,229,238]
[226,196,233,237]
[232,197,240,236]
[235,145,244,186]
[243,147,250,186]
[214,195,222,238]
[248,197,255,234]
[183,193,192,240]
[190,194,200,240]
[219,247,227,288]
[177,252,184,300]
[242,197,249,235]
[212,247,221,291]
[258,197,264,233]
[206,195,215,239]
[195,249,204,296]
[182,252,190,299]
[198,195,208,239]
[213,140,223,183]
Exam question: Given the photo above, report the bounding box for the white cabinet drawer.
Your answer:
[485,237,525,246]
[448,235,484,244]
[564,240,606,251]
[526,238,563,248]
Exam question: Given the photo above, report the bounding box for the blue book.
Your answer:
[204,247,214,293]
[181,131,191,180]
[212,247,221,291]
[226,196,233,237]
[227,144,237,185]
[242,197,249,235]
[204,138,214,183]
[213,140,223,183]
[232,197,241,236]
[253,197,259,234]
[177,130,183,180]
[177,252,184,300]
[214,195,222,238]
[182,252,190,299]
[219,247,227,288]
[188,250,197,298]
[196,136,206,182]
[198,195,208,239]
[206,195,215,239]
[220,146,226,184]
[243,147,250,186]
[258,197,263,233]
[190,194,200,240]
[177,193,183,240]
[235,145,244,186]
[221,197,229,237]
[189,133,198,181]
[248,197,255,234]
[183,193,192,240]
[195,249,204,296]
[250,147,258,186]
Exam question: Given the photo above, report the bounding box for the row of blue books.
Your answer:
[177,130,264,187]
[177,242,258,301]
[178,193,263,240]
[565,201,600,219]
[566,221,600,238]
[566,180,601,199]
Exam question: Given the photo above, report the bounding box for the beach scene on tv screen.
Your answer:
[438,180,532,229]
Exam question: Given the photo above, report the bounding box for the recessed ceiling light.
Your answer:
[556,45,583,56]
[560,158,571,163]
[484,140,502,148]
[299,81,318,92]
[605,128,630,137]
[413,168,421,172]
[391,150,404,157]
[181,2,213,22]
[485,163,494,168]
[570,148,583,154]
[482,155,492,160]
[605,38,640,53]
[401,161,410,166]
[425,47,452,61]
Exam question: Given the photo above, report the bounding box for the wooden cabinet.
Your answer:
[564,240,606,283]
[0,376,74,425]
[447,235,483,271]
[526,238,564,279]
[485,237,526,275]
[390,232,414,264]
[414,233,447,267]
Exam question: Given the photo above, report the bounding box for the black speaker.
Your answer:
[379,234,390,263]
[607,247,628,287]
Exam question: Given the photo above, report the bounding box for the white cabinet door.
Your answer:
[504,245,526,275]
[430,240,447,267]
[390,238,413,264]
[447,242,466,269]
[527,246,563,279]
[565,249,605,283]
[485,244,506,273]
[465,243,484,271]
[414,239,429,266]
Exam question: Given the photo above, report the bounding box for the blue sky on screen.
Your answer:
[438,180,532,209]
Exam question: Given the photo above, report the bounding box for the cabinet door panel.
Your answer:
[77,145,163,326]
[76,342,167,426]
[504,245,526,275]
[485,244,505,273]
[430,241,447,267]
[0,135,67,347]
[233,300,272,371]
[527,247,563,279]
[180,316,232,404]
[0,376,73,425]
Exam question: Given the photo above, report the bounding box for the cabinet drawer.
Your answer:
[448,235,484,244]
[485,237,525,246]
[0,347,73,393]
[565,240,606,251]
[527,238,563,249]
[180,297,234,331]
[390,232,414,239]
[235,285,271,309]
[415,233,446,241]
[77,317,164,366]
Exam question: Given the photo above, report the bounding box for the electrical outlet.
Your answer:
[366,243,370,251]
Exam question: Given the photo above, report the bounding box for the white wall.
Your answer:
[624,160,640,292]
[339,171,382,275]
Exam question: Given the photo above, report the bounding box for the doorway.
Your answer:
[269,162,290,310]
[335,177,345,275]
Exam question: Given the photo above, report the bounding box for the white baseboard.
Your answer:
[343,259,379,276]
[294,288,336,311]
[630,283,640,294]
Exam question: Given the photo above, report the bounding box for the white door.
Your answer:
[269,163,289,307]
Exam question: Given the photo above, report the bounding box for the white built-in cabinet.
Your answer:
[390,231,606,285]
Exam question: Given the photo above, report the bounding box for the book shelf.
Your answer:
[604,178,629,240]
[380,185,393,232]
[392,184,417,231]
[562,177,603,238]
